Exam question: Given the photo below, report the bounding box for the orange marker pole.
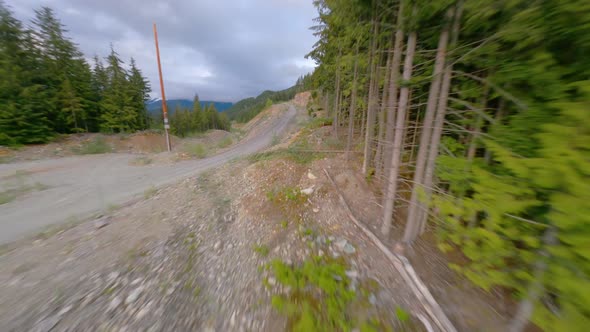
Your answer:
[153,23,171,151]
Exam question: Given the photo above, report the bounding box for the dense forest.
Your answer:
[225,74,312,123]
[307,0,589,330]
[0,3,151,146]
[146,99,233,113]
[165,95,231,137]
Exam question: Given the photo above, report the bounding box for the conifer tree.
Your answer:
[0,2,52,145]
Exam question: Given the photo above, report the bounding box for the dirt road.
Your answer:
[0,105,296,245]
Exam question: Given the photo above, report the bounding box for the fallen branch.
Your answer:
[323,168,457,332]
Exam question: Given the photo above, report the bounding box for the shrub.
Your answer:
[266,186,307,207]
[217,136,233,148]
[183,143,207,158]
[253,244,270,257]
[73,137,112,155]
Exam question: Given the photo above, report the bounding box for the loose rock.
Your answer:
[125,286,144,305]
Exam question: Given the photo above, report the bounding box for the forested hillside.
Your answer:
[146,99,233,113]
[0,4,151,146]
[307,0,589,330]
[225,75,312,122]
[165,95,231,137]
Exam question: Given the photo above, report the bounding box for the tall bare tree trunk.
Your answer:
[380,3,405,192]
[362,18,380,175]
[467,83,489,161]
[484,99,505,164]
[360,103,366,140]
[508,227,556,332]
[346,45,360,160]
[415,1,464,237]
[333,50,342,139]
[402,10,453,243]
[374,50,392,180]
[324,90,330,118]
[408,103,420,162]
[380,30,417,236]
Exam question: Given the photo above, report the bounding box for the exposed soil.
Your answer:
[0,93,513,331]
[0,140,422,331]
[292,122,513,331]
[0,129,236,164]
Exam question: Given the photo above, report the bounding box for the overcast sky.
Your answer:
[8,0,318,102]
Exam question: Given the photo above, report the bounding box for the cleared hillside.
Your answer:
[225,75,311,123]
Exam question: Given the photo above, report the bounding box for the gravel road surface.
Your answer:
[0,105,296,244]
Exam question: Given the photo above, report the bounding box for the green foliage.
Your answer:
[248,147,322,166]
[395,307,409,323]
[270,133,281,146]
[305,117,333,130]
[225,75,311,123]
[310,0,590,329]
[168,101,230,137]
[182,143,208,159]
[72,137,111,155]
[0,4,151,145]
[265,98,273,108]
[435,83,590,329]
[269,256,356,331]
[217,136,233,148]
[266,186,307,207]
[252,244,270,257]
[143,185,158,199]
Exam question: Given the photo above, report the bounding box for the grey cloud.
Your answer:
[8,0,317,101]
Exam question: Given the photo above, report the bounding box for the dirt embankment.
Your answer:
[0,92,510,331]
[0,124,421,331]
[0,129,241,164]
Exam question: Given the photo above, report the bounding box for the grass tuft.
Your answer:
[253,244,270,257]
[130,156,153,166]
[217,136,233,148]
[144,185,158,199]
[73,137,112,155]
[183,143,208,158]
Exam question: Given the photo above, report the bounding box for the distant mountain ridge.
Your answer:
[146,99,233,113]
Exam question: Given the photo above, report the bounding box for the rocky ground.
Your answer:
[0,129,237,164]
[0,95,509,331]
[0,132,428,332]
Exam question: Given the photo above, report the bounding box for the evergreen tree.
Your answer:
[100,47,133,132]
[127,58,151,130]
[308,0,590,329]
[31,6,92,133]
[192,94,204,131]
[0,4,154,144]
[0,2,52,145]
[57,78,83,132]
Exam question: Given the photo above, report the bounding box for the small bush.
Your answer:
[266,186,307,207]
[217,136,233,148]
[0,191,17,205]
[253,244,270,257]
[144,185,158,199]
[269,256,356,331]
[130,156,152,166]
[271,133,281,146]
[305,117,333,130]
[74,137,112,155]
[183,143,208,158]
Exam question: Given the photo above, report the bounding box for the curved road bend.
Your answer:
[0,105,297,244]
